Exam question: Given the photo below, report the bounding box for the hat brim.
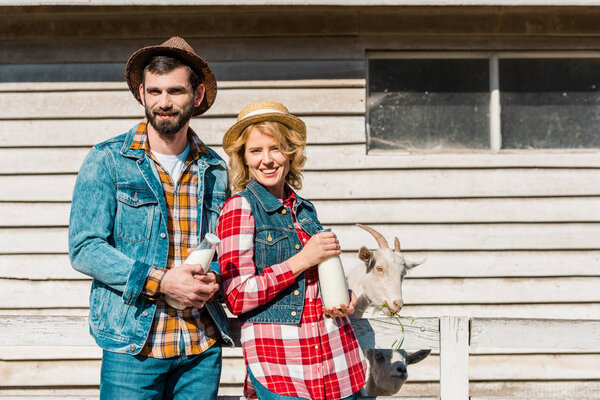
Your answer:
[223,112,307,154]
[126,45,217,116]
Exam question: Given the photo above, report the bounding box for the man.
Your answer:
[69,37,232,399]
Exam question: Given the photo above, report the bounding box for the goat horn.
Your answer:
[356,224,389,249]
[394,237,401,252]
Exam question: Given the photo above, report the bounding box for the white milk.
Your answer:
[318,255,349,309]
[165,247,216,310]
[183,248,215,272]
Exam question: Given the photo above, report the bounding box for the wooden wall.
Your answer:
[1,4,599,398]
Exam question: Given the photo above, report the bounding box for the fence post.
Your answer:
[440,316,469,400]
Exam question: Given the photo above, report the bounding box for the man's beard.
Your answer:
[145,101,194,136]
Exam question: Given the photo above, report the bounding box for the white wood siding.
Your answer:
[1,4,600,399]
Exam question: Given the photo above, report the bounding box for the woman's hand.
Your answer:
[287,231,341,276]
[323,290,357,318]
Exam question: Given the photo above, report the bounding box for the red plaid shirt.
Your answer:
[217,191,366,400]
[131,122,218,358]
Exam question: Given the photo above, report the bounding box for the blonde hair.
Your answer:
[225,121,307,194]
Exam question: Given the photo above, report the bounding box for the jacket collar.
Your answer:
[246,179,308,213]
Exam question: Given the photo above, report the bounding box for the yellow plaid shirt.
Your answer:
[132,122,218,358]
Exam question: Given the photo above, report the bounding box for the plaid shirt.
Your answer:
[131,122,218,358]
[217,192,366,400]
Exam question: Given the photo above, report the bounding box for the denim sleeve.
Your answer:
[68,145,152,304]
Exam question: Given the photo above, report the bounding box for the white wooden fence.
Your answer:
[1,315,598,399]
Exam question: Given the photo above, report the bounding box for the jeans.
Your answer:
[100,344,222,400]
[248,366,359,400]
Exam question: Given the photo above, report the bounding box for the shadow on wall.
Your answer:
[0,60,364,82]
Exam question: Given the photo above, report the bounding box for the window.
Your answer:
[367,52,600,152]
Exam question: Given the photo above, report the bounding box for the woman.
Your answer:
[216,101,366,400]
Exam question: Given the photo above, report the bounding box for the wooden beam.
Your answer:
[439,316,469,400]
[6,147,600,173]
[6,198,600,228]
[470,318,600,350]
[3,5,600,40]
[0,60,365,82]
[4,169,600,202]
[0,87,365,119]
[0,116,366,147]
[3,251,600,281]
[3,277,599,309]
[398,303,600,320]
[4,223,600,253]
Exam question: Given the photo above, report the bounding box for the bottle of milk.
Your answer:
[317,228,350,309]
[165,233,221,310]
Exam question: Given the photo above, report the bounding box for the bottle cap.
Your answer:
[205,232,221,245]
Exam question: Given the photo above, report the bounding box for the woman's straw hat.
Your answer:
[222,101,306,153]
[125,36,217,116]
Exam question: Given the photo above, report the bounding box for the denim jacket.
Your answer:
[237,180,323,324]
[68,123,233,354]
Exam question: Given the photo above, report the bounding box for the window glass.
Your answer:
[368,58,490,151]
[500,58,600,149]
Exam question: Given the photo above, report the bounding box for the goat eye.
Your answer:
[375,266,384,272]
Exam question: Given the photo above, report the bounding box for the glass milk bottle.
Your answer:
[165,233,221,310]
[317,228,349,309]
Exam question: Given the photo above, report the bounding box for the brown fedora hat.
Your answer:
[222,101,306,154]
[125,36,216,116]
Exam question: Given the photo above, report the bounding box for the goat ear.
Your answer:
[358,246,376,273]
[358,246,372,264]
[406,349,431,365]
[406,258,426,269]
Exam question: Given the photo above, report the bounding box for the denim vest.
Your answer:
[238,180,323,324]
[69,123,233,354]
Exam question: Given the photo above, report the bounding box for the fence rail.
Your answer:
[0,315,598,399]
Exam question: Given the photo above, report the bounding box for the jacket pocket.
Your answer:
[254,228,291,273]
[116,187,157,243]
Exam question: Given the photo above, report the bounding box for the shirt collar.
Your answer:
[129,121,208,162]
[282,186,297,210]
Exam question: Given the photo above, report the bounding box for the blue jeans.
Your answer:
[248,366,359,400]
[100,344,222,400]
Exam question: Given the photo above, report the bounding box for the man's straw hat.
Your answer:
[222,101,306,153]
[125,36,217,116]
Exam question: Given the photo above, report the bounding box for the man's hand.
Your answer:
[159,264,219,309]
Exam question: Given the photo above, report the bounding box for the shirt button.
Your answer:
[291,311,297,317]
[295,244,300,250]
[160,233,166,239]
[309,298,313,302]
[314,345,319,350]
[142,311,149,317]
[129,345,136,351]
[281,209,287,215]
[294,290,300,296]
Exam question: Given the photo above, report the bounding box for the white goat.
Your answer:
[346,224,425,317]
[363,348,431,396]
[346,224,430,395]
